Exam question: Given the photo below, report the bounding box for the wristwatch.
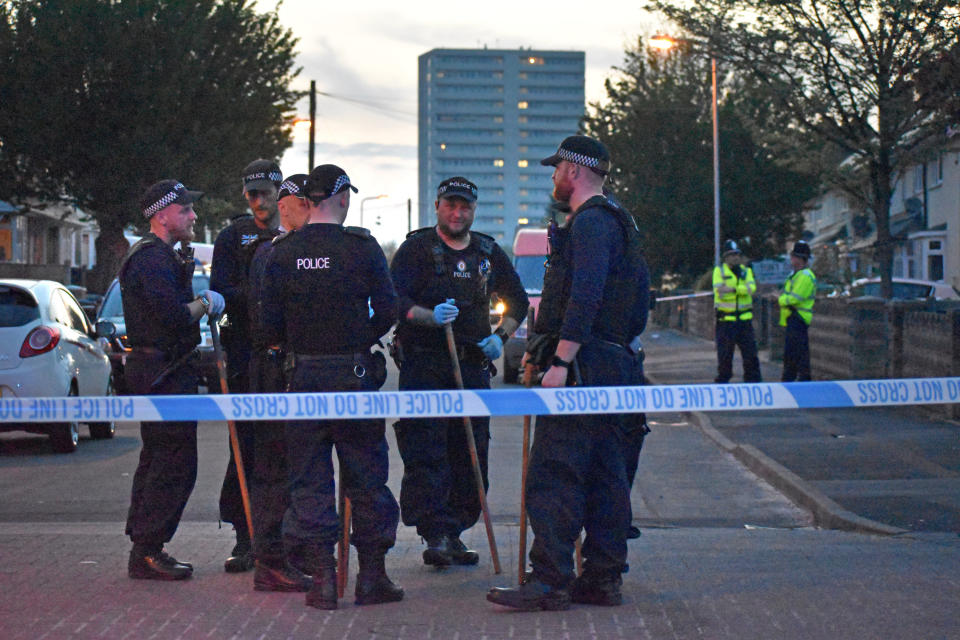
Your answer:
[550,355,571,369]
[494,327,509,343]
[196,295,210,312]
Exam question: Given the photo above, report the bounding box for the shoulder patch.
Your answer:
[343,226,372,239]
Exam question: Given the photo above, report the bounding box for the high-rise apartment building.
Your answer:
[418,48,585,246]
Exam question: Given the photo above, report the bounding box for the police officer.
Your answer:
[390,176,527,567]
[260,164,402,609]
[244,174,313,592]
[121,180,225,580]
[487,135,649,610]
[211,159,283,572]
[779,241,816,382]
[713,240,762,383]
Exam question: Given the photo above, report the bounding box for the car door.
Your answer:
[54,288,109,396]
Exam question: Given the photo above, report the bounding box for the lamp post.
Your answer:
[650,35,721,265]
[360,195,388,228]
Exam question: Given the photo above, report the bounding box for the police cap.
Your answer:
[304,164,358,203]
[540,135,611,176]
[140,180,203,219]
[242,159,282,193]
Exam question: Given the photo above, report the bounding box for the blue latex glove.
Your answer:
[477,333,503,360]
[433,298,459,325]
[199,289,225,316]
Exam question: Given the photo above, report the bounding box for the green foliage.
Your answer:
[583,37,816,287]
[0,0,301,286]
[650,0,960,296]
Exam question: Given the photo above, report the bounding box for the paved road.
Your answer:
[0,350,957,638]
[643,327,960,533]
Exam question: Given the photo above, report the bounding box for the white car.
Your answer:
[0,279,115,453]
[847,278,960,300]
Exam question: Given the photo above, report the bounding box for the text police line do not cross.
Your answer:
[1,378,959,424]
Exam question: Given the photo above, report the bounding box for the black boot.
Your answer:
[128,544,193,581]
[446,535,479,565]
[254,557,312,592]
[224,527,254,573]
[355,553,404,605]
[570,573,622,606]
[487,576,571,611]
[422,536,452,566]
[305,559,337,610]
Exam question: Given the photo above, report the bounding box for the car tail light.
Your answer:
[20,326,61,357]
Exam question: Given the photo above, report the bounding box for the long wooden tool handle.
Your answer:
[444,323,501,574]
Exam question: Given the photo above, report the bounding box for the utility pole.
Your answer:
[407,198,412,233]
[308,80,316,172]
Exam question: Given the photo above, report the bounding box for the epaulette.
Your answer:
[230,212,254,222]
[271,229,295,245]
[343,226,372,239]
[406,226,433,239]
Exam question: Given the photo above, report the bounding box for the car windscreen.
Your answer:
[513,255,546,293]
[99,272,210,318]
[855,282,932,298]
[0,285,41,327]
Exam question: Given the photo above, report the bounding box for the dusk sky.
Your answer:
[259,0,663,245]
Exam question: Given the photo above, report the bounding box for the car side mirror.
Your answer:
[95,320,117,339]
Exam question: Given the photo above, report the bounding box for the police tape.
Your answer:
[0,377,958,424]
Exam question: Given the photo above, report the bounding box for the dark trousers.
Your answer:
[218,338,255,532]
[248,350,290,560]
[282,358,399,567]
[715,319,762,383]
[124,351,198,547]
[394,352,490,539]
[526,340,643,587]
[782,314,811,382]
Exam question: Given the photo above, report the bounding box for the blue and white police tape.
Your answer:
[0,378,957,424]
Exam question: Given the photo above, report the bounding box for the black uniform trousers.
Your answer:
[247,350,290,560]
[526,340,644,587]
[218,327,256,532]
[782,314,811,382]
[715,319,762,383]
[394,350,490,539]
[124,350,199,547]
[282,356,399,568]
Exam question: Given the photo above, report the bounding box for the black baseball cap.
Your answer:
[242,159,283,193]
[540,135,611,176]
[437,176,478,202]
[304,164,358,202]
[140,180,203,219]
[277,174,309,200]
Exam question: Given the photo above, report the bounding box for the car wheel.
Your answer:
[49,386,80,453]
[89,377,116,439]
[503,362,519,384]
[49,421,80,453]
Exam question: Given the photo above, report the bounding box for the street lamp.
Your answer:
[650,35,721,266]
[360,195,388,228]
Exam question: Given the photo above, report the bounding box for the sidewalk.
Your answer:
[643,325,960,534]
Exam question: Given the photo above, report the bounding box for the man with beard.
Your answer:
[390,177,527,568]
[211,159,283,572]
[121,180,225,580]
[487,135,649,610]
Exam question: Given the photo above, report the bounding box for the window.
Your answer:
[493,159,504,167]
[913,165,923,194]
[518,160,529,168]
[524,56,545,65]
[518,101,529,109]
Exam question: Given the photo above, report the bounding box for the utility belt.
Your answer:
[406,343,489,367]
[717,308,753,321]
[287,350,387,389]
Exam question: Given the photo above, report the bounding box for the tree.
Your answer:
[651,0,960,297]
[0,0,301,291]
[583,37,816,287]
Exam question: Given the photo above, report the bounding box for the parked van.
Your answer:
[502,227,549,382]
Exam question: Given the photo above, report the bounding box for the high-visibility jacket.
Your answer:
[713,263,756,321]
[778,268,816,326]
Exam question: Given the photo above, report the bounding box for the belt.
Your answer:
[290,351,370,377]
[408,344,487,364]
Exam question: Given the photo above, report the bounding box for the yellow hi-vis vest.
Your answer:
[778,268,816,326]
[713,263,756,321]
